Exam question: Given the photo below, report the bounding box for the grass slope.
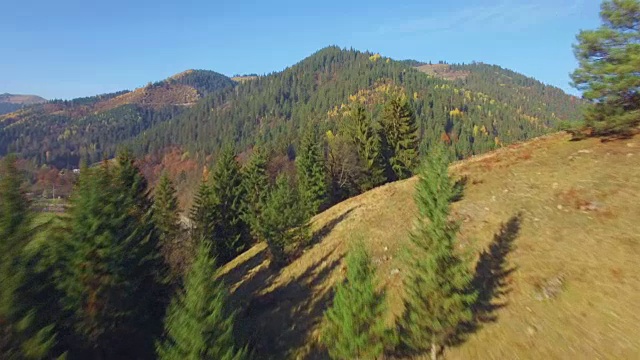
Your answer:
[221,133,640,359]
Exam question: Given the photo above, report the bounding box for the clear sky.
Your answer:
[0,0,602,100]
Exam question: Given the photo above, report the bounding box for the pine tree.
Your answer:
[380,94,419,180]
[296,126,329,215]
[210,147,250,263]
[57,152,170,358]
[321,241,392,359]
[190,175,215,245]
[154,173,190,282]
[242,149,270,241]
[0,155,60,359]
[347,104,386,191]
[257,175,309,267]
[157,240,247,360]
[571,0,640,136]
[399,144,476,360]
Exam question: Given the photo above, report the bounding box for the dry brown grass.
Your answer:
[94,83,200,111]
[220,132,640,359]
[414,64,470,81]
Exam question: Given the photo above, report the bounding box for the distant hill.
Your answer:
[0,70,235,168]
[220,132,640,358]
[0,93,46,115]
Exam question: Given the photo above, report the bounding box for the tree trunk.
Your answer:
[431,339,438,360]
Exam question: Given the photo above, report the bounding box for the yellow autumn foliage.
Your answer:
[449,108,463,117]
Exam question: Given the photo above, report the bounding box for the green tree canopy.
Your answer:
[380,94,419,180]
[209,147,250,263]
[399,145,476,360]
[296,126,329,215]
[57,153,170,358]
[257,175,309,267]
[571,0,640,135]
[157,240,247,360]
[321,240,393,359]
[154,173,191,282]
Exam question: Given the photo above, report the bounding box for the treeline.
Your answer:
[48,90,131,107]
[159,69,237,96]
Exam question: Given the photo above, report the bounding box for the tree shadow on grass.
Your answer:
[309,206,358,246]
[240,247,344,359]
[449,213,522,348]
[472,213,521,323]
[288,205,359,261]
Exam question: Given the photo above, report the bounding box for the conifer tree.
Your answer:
[157,240,247,360]
[257,175,309,267]
[399,144,476,360]
[322,241,392,360]
[153,172,190,281]
[242,149,270,241]
[0,155,31,318]
[380,94,419,180]
[0,155,60,359]
[347,104,386,191]
[57,152,170,358]
[571,0,640,136]
[190,175,215,245]
[210,147,250,263]
[296,126,329,215]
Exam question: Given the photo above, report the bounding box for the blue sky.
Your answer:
[0,0,601,99]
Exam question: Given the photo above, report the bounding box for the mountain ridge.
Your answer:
[0,46,582,174]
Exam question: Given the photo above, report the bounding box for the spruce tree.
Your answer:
[399,144,476,360]
[210,147,250,263]
[157,240,247,360]
[321,241,392,359]
[0,155,31,319]
[380,94,419,181]
[57,152,170,358]
[242,149,270,241]
[257,175,309,267]
[296,126,329,215]
[347,104,386,191]
[153,173,190,282]
[0,155,60,359]
[190,176,215,245]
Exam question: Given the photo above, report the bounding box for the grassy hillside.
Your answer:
[220,133,640,359]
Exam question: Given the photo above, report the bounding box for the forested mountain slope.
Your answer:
[0,70,235,168]
[129,47,582,162]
